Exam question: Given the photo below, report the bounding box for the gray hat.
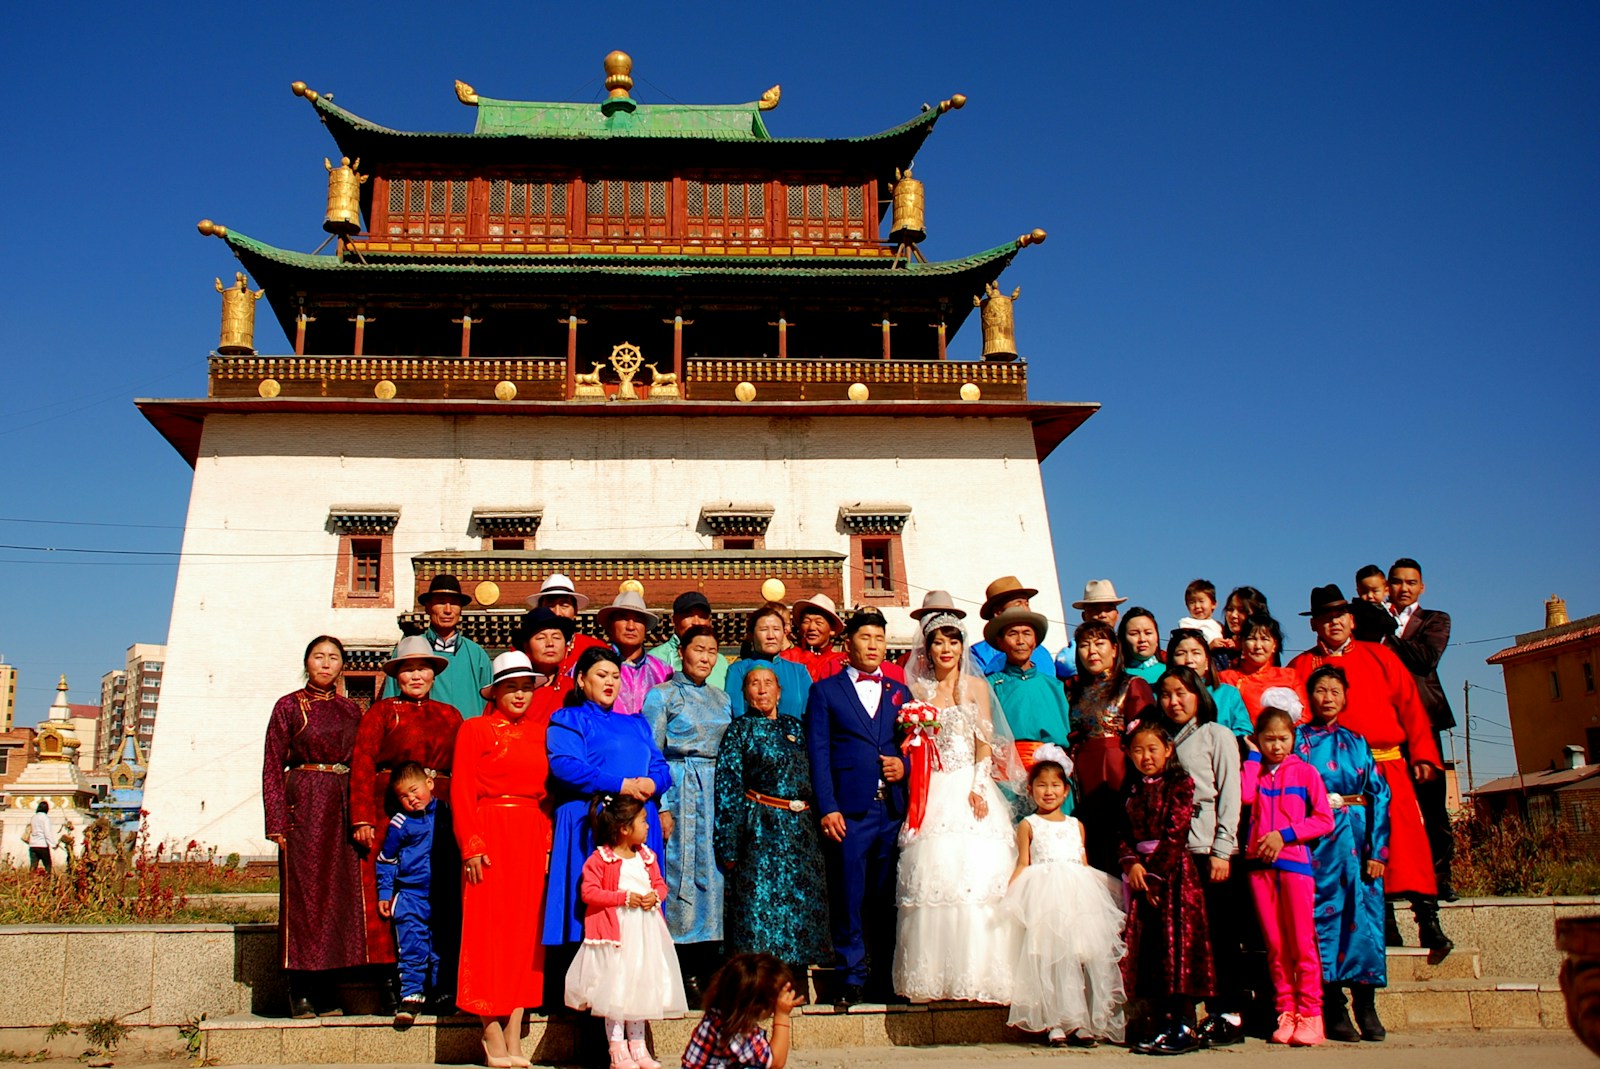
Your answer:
[595,589,661,630]
[382,635,449,677]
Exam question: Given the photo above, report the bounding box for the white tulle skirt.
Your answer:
[1003,859,1127,1039]
[893,767,1019,1003]
[564,910,688,1021]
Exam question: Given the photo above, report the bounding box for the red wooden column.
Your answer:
[452,313,479,358]
[767,315,793,359]
[294,312,316,355]
[878,318,896,360]
[561,311,587,398]
[662,313,693,381]
[930,318,947,361]
[348,310,375,356]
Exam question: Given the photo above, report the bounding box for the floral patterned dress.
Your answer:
[1119,770,1214,1001]
[713,713,831,971]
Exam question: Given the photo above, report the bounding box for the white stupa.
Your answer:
[0,676,99,866]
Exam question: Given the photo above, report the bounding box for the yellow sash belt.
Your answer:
[1370,745,1403,762]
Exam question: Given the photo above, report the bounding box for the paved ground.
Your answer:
[3,1029,1588,1069]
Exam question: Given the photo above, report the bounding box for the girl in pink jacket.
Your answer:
[1243,701,1335,1048]
[565,794,688,1069]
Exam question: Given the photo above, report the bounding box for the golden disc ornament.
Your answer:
[258,378,282,398]
[848,382,869,401]
[761,579,787,603]
[494,380,518,401]
[620,579,645,596]
[960,382,981,401]
[474,581,501,607]
[374,380,397,400]
[734,381,757,402]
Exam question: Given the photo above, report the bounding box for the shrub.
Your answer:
[1453,810,1600,897]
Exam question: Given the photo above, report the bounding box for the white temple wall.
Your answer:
[141,411,1066,854]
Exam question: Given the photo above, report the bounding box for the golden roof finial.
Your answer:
[57,674,68,691]
[455,79,479,106]
[197,219,229,239]
[759,85,782,111]
[1018,228,1048,248]
[290,80,320,104]
[604,50,634,99]
[938,93,967,114]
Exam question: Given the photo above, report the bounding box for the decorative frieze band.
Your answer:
[471,510,545,538]
[328,507,401,535]
[838,505,912,535]
[700,506,775,537]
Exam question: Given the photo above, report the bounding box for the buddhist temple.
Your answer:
[138,53,1098,853]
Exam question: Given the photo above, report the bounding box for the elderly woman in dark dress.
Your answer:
[262,635,367,1018]
[713,665,831,997]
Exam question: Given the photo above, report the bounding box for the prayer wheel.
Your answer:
[214,272,264,355]
[323,156,367,234]
[889,167,926,245]
[975,282,1021,360]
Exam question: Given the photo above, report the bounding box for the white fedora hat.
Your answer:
[527,572,591,610]
[382,634,449,677]
[479,650,546,699]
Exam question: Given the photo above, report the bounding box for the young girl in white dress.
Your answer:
[893,610,1025,1003]
[565,795,688,1069]
[1005,746,1128,1046]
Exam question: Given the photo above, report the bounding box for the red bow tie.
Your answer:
[856,673,883,683]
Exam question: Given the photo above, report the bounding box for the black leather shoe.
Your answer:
[1322,988,1360,1044]
[1146,1023,1202,1056]
[1197,1015,1244,1047]
[288,993,316,1020]
[683,976,705,1011]
[1351,985,1387,1041]
[833,984,864,1011]
[1384,904,1404,947]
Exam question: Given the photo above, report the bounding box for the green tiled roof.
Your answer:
[216,228,1022,279]
[474,97,773,140]
[309,91,938,145]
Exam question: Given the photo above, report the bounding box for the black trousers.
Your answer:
[1415,730,1454,890]
[28,846,51,872]
[1191,853,1247,1017]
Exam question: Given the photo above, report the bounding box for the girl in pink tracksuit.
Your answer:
[1242,702,1335,1047]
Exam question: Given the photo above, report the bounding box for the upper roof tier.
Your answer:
[291,50,965,172]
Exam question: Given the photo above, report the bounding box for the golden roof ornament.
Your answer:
[604,51,635,99]
[609,341,645,400]
[323,156,367,235]
[975,280,1022,361]
[290,80,320,104]
[455,79,480,106]
[214,271,265,355]
[759,85,782,111]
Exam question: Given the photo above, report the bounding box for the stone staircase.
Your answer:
[201,939,1568,1064]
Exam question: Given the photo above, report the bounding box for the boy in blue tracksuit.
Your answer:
[375,761,440,1023]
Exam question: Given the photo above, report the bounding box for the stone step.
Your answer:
[201,978,1568,1065]
[1375,979,1565,1032]
[1387,944,1484,981]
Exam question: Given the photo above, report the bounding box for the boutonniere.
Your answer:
[890,689,907,708]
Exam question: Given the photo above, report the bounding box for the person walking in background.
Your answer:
[26,802,56,872]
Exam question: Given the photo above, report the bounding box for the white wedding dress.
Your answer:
[891,698,1020,1003]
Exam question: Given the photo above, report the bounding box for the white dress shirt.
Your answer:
[846,664,884,718]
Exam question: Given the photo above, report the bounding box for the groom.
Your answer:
[805,608,910,1008]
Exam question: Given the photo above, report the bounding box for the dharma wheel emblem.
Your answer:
[609,341,645,401]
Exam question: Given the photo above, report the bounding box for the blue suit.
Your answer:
[805,668,909,990]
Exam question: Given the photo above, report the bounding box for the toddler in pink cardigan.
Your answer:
[565,794,688,1069]
[1243,698,1335,1047]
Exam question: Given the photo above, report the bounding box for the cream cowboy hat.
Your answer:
[791,592,843,631]
[595,589,661,630]
[910,589,968,621]
[382,635,449,677]
[1072,579,1128,610]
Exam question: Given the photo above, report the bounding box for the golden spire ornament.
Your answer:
[323,156,367,234]
[214,272,265,355]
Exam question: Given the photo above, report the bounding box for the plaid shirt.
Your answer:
[681,1011,772,1069]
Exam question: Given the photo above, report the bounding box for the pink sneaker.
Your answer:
[1270,1012,1297,1044]
[1290,1014,1325,1047]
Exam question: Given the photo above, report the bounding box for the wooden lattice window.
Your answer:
[385,176,470,240]
[685,177,767,243]
[351,539,382,594]
[785,180,867,242]
[585,178,669,240]
[861,539,891,595]
[487,177,569,238]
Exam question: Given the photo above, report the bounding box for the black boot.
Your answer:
[287,973,317,1020]
[1414,897,1454,959]
[1384,902,1404,947]
[1322,985,1360,1042]
[1351,984,1386,1041]
[375,970,399,1017]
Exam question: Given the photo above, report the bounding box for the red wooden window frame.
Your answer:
[849,533,909,607]
[351,539,382,593]
[332,532,395,609]
[382,174,471,240]
[684,175,769,244]
[486,174,571,239]
[783,178,869,243]
[583,177,670,240]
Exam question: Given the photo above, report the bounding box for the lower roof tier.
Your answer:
[136,397,1098,469]
[203,225,1033,353]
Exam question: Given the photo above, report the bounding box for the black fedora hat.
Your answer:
[512,606,576,645]
[419,573,472,606]
[1300,584,1355,618]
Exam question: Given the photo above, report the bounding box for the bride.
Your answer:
[892,607,1026,1003]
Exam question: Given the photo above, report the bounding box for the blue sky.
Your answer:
[2,3,1596,783]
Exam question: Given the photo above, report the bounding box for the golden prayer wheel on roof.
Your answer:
[975,281,1021,360]
[889,167,926,245]
[324,156,367,234]
[214,272,264,354]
